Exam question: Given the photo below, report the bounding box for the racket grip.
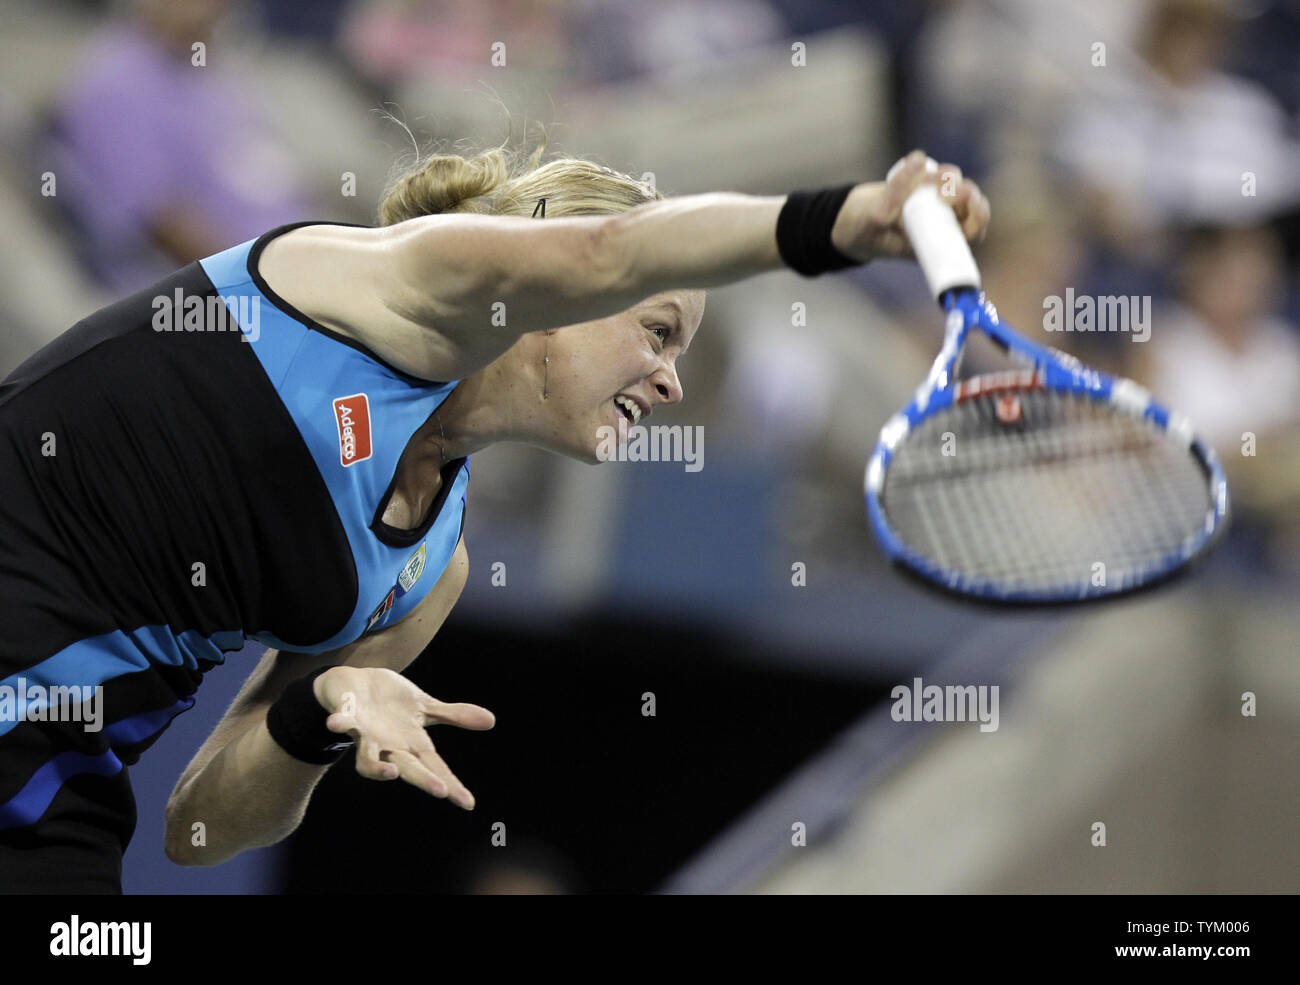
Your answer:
[901,183,982,301]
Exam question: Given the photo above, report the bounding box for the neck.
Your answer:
[440,355,537,453]
[404,338,551,472]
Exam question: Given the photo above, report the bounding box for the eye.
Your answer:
[647,324,671,344]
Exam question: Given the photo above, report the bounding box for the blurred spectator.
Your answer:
[1223,0,1300,119]
[337,0,576,148]
[1139,225,1299,451]
[47,0,313,292]
[716,322,835,464]
[1054,0,1300,262]
[964,165,1092,365]
[253,0,353,42]
[911,0,1150,178]
[340,0,570,90]
[572,0,786,85]
[1134,223,1300,571]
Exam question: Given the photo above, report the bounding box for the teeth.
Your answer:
[615,395,642,423]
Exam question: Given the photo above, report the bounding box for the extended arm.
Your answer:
[163,538,479,866]
[257,152,988,381]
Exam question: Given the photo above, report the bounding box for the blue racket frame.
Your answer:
[865,288,1230,602]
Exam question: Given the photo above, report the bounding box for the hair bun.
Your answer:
[379,140,663,226]
[380,151,509,224]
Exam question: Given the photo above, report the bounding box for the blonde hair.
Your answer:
[378,135,663,226]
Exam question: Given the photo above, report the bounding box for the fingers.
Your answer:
[961,182,992,243]
[352,734,473,807]
[354,734,399,781]
[885,148,932,184]
[325,710,357,736]
[388,748,476,810]
[421,699,496,731]
[885,150,991,244]
[340,681,488,806]
[348,721,477,809]
[937,167,990,243]
[882,149,933,217]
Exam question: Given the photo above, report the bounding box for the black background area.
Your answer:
[281,616,887,893]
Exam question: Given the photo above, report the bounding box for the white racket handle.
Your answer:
[900,183,981,300]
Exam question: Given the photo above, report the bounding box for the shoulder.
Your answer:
[255,220,461,381]
[257,222,393,304]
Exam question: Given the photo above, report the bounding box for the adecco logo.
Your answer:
[333,394,372,466]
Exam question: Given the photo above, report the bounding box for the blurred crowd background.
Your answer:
[0,0,1296,894]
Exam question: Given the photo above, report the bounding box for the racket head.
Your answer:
[865,289,1230,604]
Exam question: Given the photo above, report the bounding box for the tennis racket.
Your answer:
[865,177,1229,602]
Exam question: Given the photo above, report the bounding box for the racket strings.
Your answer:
[881,390,1214,593]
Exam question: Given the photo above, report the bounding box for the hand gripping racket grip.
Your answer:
[901,183,982,301]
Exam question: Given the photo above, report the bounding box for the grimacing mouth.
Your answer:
[613,393,648,424]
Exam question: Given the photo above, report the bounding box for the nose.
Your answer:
[650,362,683,407]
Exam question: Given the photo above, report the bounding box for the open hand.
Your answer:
[313,665,495,810]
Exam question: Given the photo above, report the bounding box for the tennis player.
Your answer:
[0,146,989,892]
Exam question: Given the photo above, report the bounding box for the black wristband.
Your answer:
[776,184,862,277]
[265,667,354,765]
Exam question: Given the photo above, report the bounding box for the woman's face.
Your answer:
[530,289,706,462]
